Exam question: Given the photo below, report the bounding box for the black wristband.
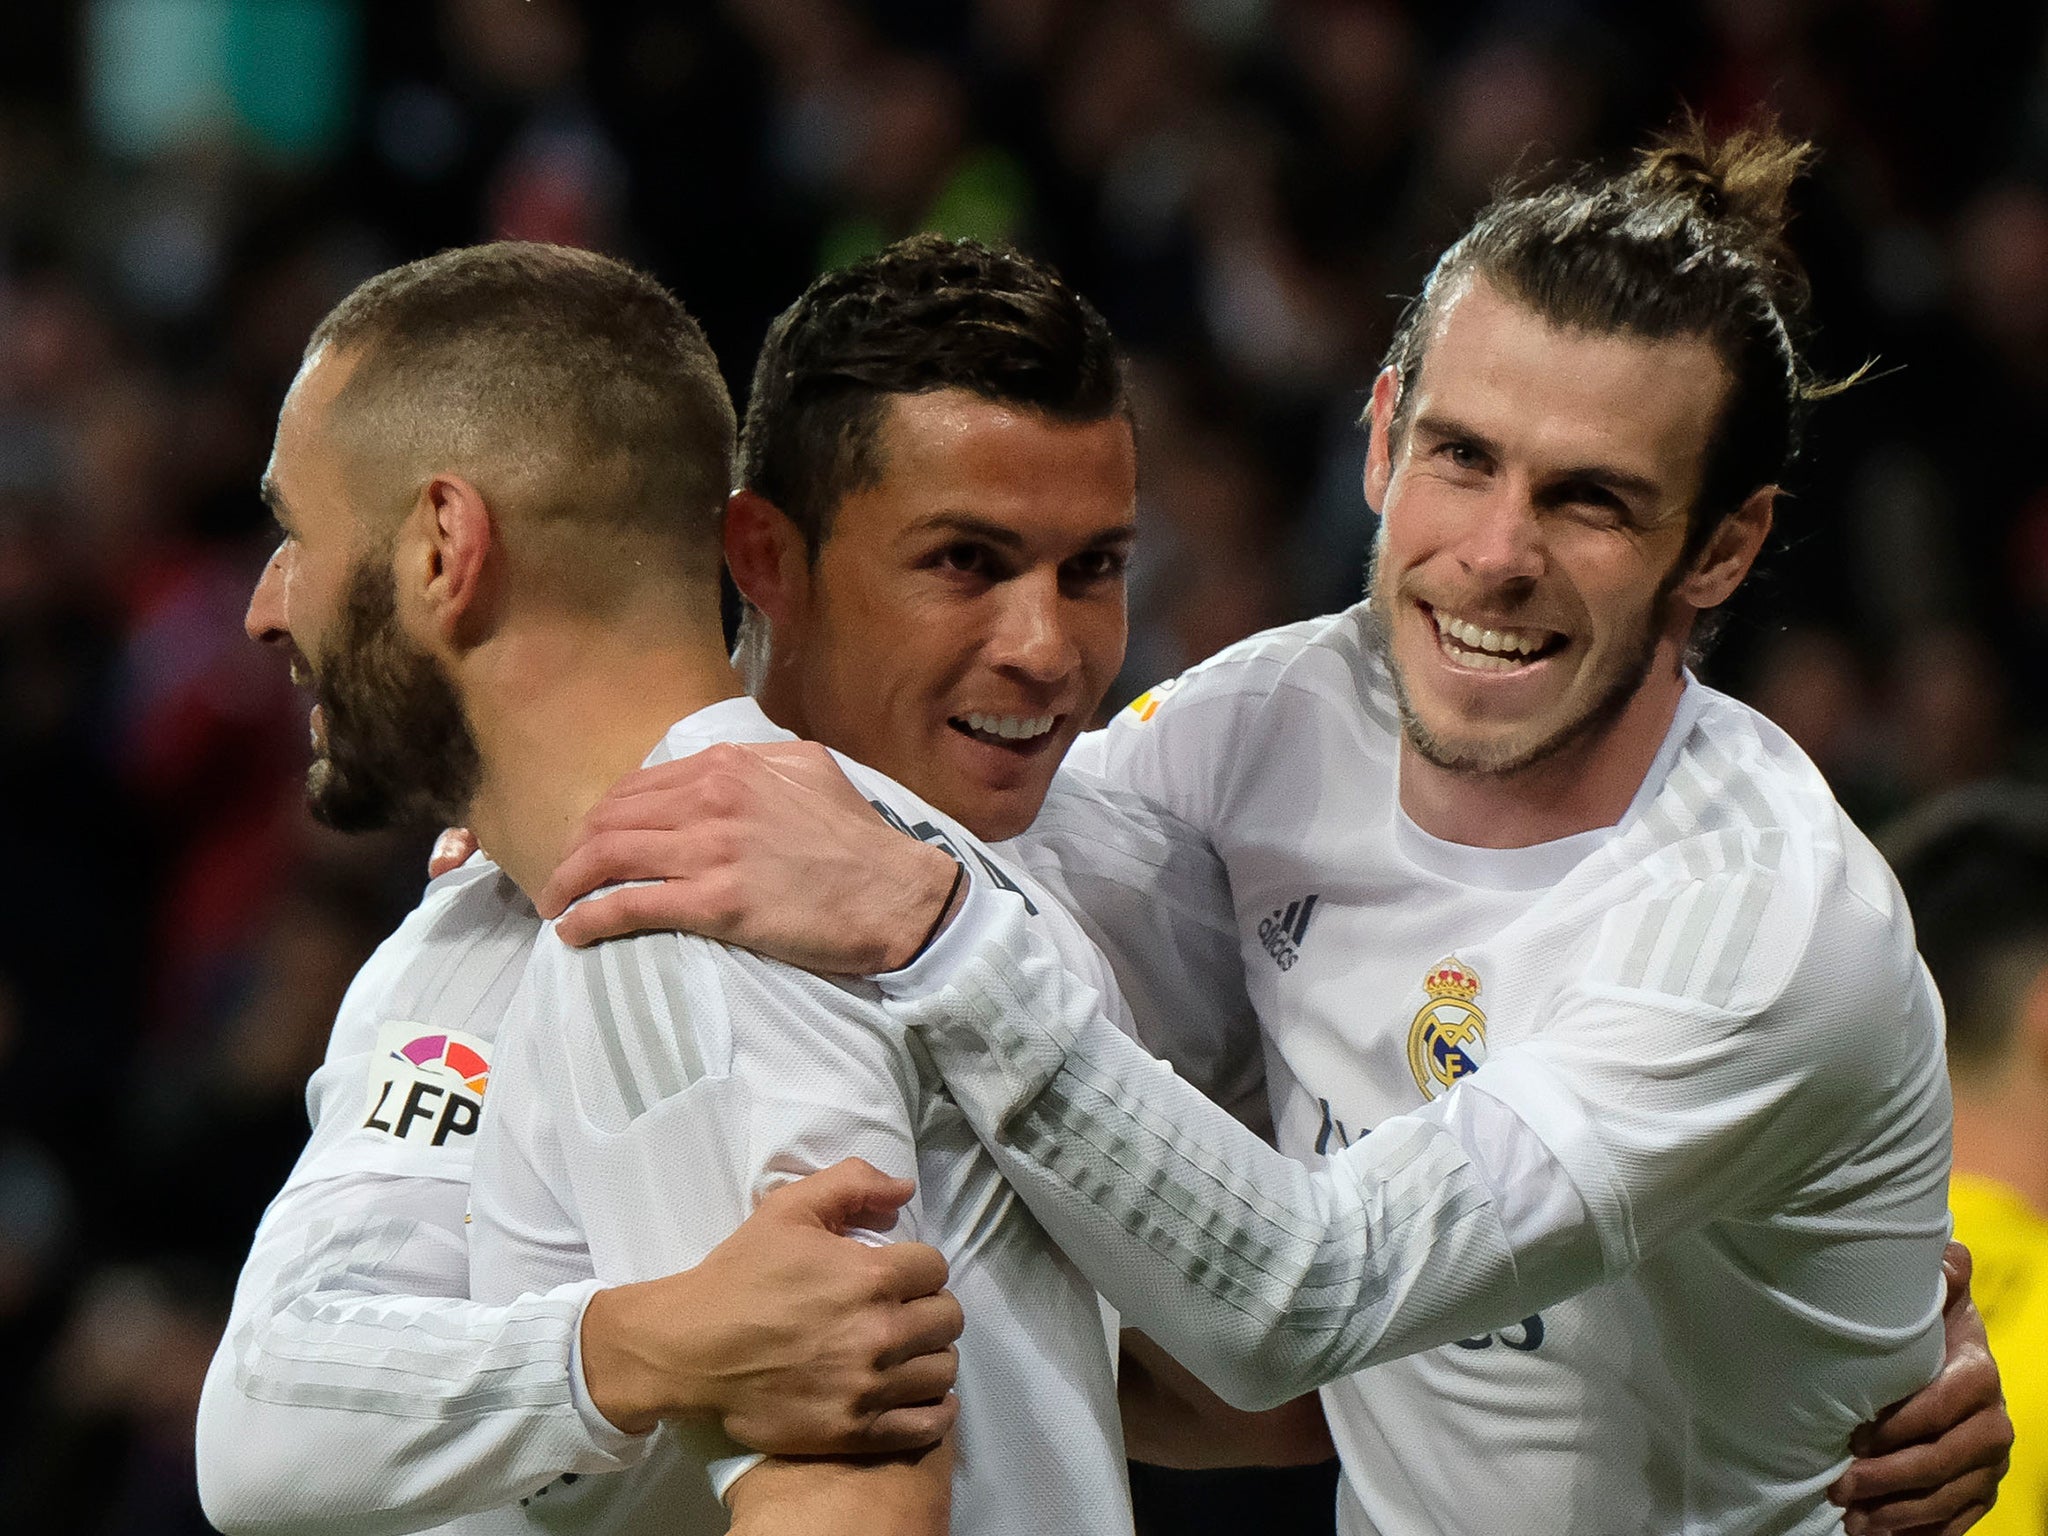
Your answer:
[905,859,967,967]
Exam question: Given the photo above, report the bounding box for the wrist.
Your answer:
[884,847,968,972]
[579,1282,679,1436]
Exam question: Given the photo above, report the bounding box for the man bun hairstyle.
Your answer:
[740,233,1129,553]
[309,242,736,597]
[1385,114,1854,562]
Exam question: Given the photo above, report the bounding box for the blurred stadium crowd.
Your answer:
[2,1,2046,1530]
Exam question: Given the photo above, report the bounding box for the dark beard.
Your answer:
[305,559,481,833]
[1362,547,1678,779]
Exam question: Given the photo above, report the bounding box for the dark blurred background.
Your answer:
[2,2,2046,1531]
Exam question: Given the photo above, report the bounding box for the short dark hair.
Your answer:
[310,242,735,593]
[1384,116,1845,564]
[739,234,1128,553]
[1884,785,2048,1072]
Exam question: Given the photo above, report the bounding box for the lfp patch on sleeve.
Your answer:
[363,1021,492,1148]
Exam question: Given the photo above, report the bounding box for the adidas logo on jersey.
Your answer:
[1257,895,1319,970]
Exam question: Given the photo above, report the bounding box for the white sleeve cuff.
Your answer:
[875,861,1005,1000]
[709,1450,771,1506]
[564,1280,659,1457]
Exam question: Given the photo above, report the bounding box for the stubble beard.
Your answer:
[304,558,481,834]
[1363,548,1674,780]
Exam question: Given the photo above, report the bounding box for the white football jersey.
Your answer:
[199,856,656,1536]
[467,696,1134,1535]
[912,602,1952,1535]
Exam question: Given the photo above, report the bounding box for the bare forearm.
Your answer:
[725,1441,952,1536]
[1119,1332,1335,1470]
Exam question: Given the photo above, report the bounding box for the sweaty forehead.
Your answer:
[1414,277,1728,493]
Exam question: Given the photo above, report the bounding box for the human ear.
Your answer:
[1364,367,1400,514]
[1677,485,1776,612]
[724,489,810,630]
[401,474,495,646]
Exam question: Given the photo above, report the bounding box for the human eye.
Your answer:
[1431,438,1490,477]
[1550,480,1632,528]
[926,541,1002,581]
[1061,546,1129,588]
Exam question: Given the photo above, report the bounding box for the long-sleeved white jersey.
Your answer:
[196,855,652,1536]
[464,696,1133,1535]
[884,603,1953,1536]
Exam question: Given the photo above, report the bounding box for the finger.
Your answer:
[751,741,863,796]
[1930,1505,1993,1536]
[1844,1467,2001,1532]
[749,740,836,772]
[577,764,723,832]
[859,1393,960,1453]
[1833,1422,1990,1503]
[863,1241,951,1301]
[429,827,478,878]
[556,764,725,862]
[876,1295,966,1368]
[540,828,706,918]
[552,881,707,946]
[1855,1351,2001,1455]
[1941,1240,1972,1302]
[867,1346,960,1410]
[761,1159,919,1234]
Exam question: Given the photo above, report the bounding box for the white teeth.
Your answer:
[961,712,1056,741]
[1432,611,1551,659]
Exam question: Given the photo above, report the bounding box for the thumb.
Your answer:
[430,828,479,879]
[763,1158,917,1236]
[1942,1238,1972,1308]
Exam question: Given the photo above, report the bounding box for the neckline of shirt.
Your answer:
[1390,675,1711,891]
[646,694,794,766]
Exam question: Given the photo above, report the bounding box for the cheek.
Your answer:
[284,562,332,644]
[1574,545,1674,637]
[1373,496,1437,571]
[1073,603,1128,687]
[818,612,960,723]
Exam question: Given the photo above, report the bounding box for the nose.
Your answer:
[989,570,1080,685]
[245,542,290,646]
[1455,485,1545,590]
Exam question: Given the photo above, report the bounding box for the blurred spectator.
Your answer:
[1888,626,2013,801]
[1885,787,2048,1536]
[4,1261,227,1536]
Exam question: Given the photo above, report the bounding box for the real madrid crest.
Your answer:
[1407,956,1486,1100]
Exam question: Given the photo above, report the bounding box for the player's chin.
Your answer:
[945,738,1057,838]
[971,782,1045,842]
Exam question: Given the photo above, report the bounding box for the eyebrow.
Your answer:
[1410,414,1664,503]
[258,477,291,523]
[901,511,1138,548]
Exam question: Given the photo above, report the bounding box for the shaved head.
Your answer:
[308,242,736,609]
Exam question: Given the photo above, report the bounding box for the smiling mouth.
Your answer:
[1426,605,1566,672]
[948,712,1060,753]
